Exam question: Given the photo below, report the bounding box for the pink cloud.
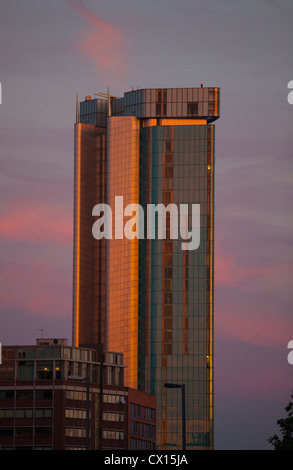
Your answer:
[0,260,71,318]
[215,240,292,289]
[215,305,292,349]
[0,200,72,245]
[62,0,126,83]
[214,240,293,348]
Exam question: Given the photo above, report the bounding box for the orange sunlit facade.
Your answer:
[107,117,140,390]
[72,87,220,449]
[73,121,107,348]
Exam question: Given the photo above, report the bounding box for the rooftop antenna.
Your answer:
[37,329,44,339]
[107,84,111,117]
[76,92,79,123]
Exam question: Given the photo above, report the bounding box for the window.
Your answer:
[187,102,198,115]
[66,428,87,438]
[145,407,155,422]
[18,361,34,380]
[0,390,14,400]
[0,428,13,437]
[16,390,33,400]
[2,349,14,360]
[35,427,52,438]
[66,409,86,420]
[18,349,34,359]
[136,404,140,418]
[103,394,125,404]
[165,142,172,152]
[144,424,151,438]
[35,446,52,450]
[36,361,53,380]
[164,167,173,178]
[102,430,124,440]
[36,348,52,359]
[130,421,135,434]
[35,390,53,400]
[136,422,140,436]
[140,406,145,420]
[130,438,136,450]
[130,403,135,417]
[15,409,34,419]
[0,361,15,381]
[0,409,14,418]
[16,428,33,438]
[137,439,147,450]
[36,408,53,418]
[66,390,87,401]
[16,409,25,418]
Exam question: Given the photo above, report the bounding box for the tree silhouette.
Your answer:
[268,391,293,450]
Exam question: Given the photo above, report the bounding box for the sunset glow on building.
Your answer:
[73,87,220,449]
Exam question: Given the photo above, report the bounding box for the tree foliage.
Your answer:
[268,391,293,450]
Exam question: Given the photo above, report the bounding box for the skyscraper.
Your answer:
[73,87,220,450]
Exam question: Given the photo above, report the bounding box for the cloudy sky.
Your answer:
[0,0,292,449]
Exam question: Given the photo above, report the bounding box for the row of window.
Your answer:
[102,430,124,441]
[102,412,124,422]
[130,403,155,422]
[130,438,156,450]
[0,359,123,385]
[125,87,217,102]
[66,390,89,401]
[65,409,88,420]
[102,394,126,404]
[125,102,217,118]
[0,427,52,438]
[0,408,52,419]
[0,446,52,450]
[65,428,88,438]
[3,347,94,362]
[65,446,86,450]
[0,390,52,400]
[143,128,212,141]
[130,421,155,439]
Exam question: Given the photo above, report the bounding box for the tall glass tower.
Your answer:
[73,87,220,450]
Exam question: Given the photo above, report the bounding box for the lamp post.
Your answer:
[164,382,186,451]
[68,375,90,450]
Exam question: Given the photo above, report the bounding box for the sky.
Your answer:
[0,0,293,450]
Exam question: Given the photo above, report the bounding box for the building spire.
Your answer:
[76,92,79,123]
[108,84,111,117]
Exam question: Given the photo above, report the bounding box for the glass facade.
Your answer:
[138,123,215,449]
[73,123,107,347]
[73,87,220,450]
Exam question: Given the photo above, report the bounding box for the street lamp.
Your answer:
[68,375,90,450]
[164,382,186,451]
